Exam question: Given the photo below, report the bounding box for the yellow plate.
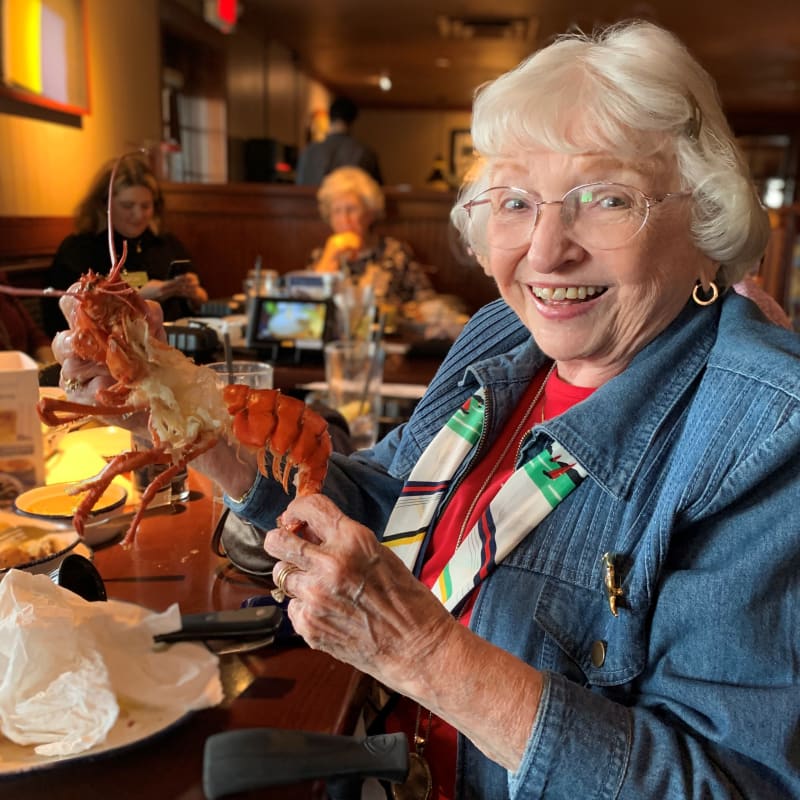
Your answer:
[14,482,127,520]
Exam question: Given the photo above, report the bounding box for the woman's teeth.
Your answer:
[531,285,606,302]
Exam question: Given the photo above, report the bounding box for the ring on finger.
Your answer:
[271,562,300,602]
[63,377,85,393]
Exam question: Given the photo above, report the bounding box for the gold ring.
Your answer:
[63,377,84,393]
[271,562,300,602]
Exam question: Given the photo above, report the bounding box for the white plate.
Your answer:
[0,705,191,774]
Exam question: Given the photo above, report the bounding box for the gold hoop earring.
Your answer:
[692,281,718,307]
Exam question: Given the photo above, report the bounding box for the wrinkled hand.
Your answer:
[264,494,456,690]
[52,288,165,406]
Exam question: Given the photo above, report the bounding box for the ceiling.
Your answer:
[241,0,800,116]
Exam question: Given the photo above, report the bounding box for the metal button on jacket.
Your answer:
[591,640,607,668]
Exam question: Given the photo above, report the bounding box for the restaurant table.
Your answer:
[2,471,372,800]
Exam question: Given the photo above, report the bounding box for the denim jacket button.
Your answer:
[591,640,607,668]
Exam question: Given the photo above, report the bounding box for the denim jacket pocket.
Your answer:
[533,577,647,688]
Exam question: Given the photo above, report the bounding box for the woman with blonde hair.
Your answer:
[309,166,435,310]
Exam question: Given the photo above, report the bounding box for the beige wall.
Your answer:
[357,108,472,189]
[0,0,162,217]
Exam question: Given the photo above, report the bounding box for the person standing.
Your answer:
[295,96,383,186]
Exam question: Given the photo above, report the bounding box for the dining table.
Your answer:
[2,470,373,800]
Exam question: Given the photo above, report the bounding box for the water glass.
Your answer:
[324,340,384,450]
[333,279,376,341]
[132,432,190,504]
[206,360,274,512]
[206,361,274,390]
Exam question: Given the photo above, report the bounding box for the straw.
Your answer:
[357,312,386,417]
[253,254,262,294]
[223,332,234,384]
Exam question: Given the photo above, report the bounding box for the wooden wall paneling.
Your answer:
[761,205,798,311]
[0,217,73,263]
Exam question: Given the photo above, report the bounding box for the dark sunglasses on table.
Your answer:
[461,182,691,251]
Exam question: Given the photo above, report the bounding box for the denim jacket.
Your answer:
[232,293,800,799]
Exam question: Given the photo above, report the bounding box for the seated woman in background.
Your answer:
[43,155,207,337]
[308,166,470,337]
[0,272,53,363]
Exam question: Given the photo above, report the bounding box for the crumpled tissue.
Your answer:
[0,569,223,757]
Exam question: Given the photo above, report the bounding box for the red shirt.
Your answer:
[385,364,595,799]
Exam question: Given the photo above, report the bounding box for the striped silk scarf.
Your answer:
[382,389,587,612]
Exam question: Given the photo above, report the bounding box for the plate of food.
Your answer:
[0,511,80,576]
[14,481,128,521]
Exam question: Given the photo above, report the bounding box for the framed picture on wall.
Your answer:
[450,129,476,183]
[0,0,90,115]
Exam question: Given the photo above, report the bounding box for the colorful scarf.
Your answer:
[382,389,586,612]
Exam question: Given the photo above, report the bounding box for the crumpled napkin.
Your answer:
[0,569,223,757]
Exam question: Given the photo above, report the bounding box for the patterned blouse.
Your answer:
[308,235,435,307]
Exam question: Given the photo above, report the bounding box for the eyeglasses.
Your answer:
[461,182,691,251]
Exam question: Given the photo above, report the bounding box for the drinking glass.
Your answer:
[324,340,384,450]
[206,361,274,390]
[206,360,274,522]
[333,279,376,342]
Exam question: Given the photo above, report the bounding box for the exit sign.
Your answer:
[204,0,238,33]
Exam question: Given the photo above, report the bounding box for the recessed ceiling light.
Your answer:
[378,73,392,91]
[435,57,451,69]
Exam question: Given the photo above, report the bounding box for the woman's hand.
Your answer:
[140,273,208,306]
[52,291,164,407]
[314,232,363,274]
[266,494,543,769]
[265,494,456,690]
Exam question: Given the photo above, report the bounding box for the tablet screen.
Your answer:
[247,298,330,350]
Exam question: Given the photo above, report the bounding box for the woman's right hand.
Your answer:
[315,232,363,273]
[52,291,165,407]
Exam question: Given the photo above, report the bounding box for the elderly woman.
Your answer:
[55,21,799,800]
[309,166,436,313]
[44,155,207,336]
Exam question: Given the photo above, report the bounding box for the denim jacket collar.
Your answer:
[464,300,721,499]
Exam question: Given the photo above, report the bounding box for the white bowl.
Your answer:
[0,511,80,578]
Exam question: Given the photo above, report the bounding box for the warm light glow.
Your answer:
[4,0,44,93]
[378,73,392,92]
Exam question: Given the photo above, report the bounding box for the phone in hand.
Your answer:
[168,258,192,278]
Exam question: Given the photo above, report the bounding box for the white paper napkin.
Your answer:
[0,569,223,756]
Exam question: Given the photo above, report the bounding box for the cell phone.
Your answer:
[168,258,192,278]
[153,605,283,642]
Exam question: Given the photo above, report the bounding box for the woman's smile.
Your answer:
[529,284,608,303]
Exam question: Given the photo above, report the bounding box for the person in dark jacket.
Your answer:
[295,96,383,186]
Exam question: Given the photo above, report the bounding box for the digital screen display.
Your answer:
[249,298,329,350]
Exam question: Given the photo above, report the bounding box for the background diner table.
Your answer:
[2,471,372,800]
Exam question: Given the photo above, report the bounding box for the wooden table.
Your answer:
[2,472,371,800]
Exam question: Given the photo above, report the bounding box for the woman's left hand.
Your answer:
[170,272,208,305]
[265,494,456,689]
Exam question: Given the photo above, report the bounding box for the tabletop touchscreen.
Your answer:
[247,297,329,350]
